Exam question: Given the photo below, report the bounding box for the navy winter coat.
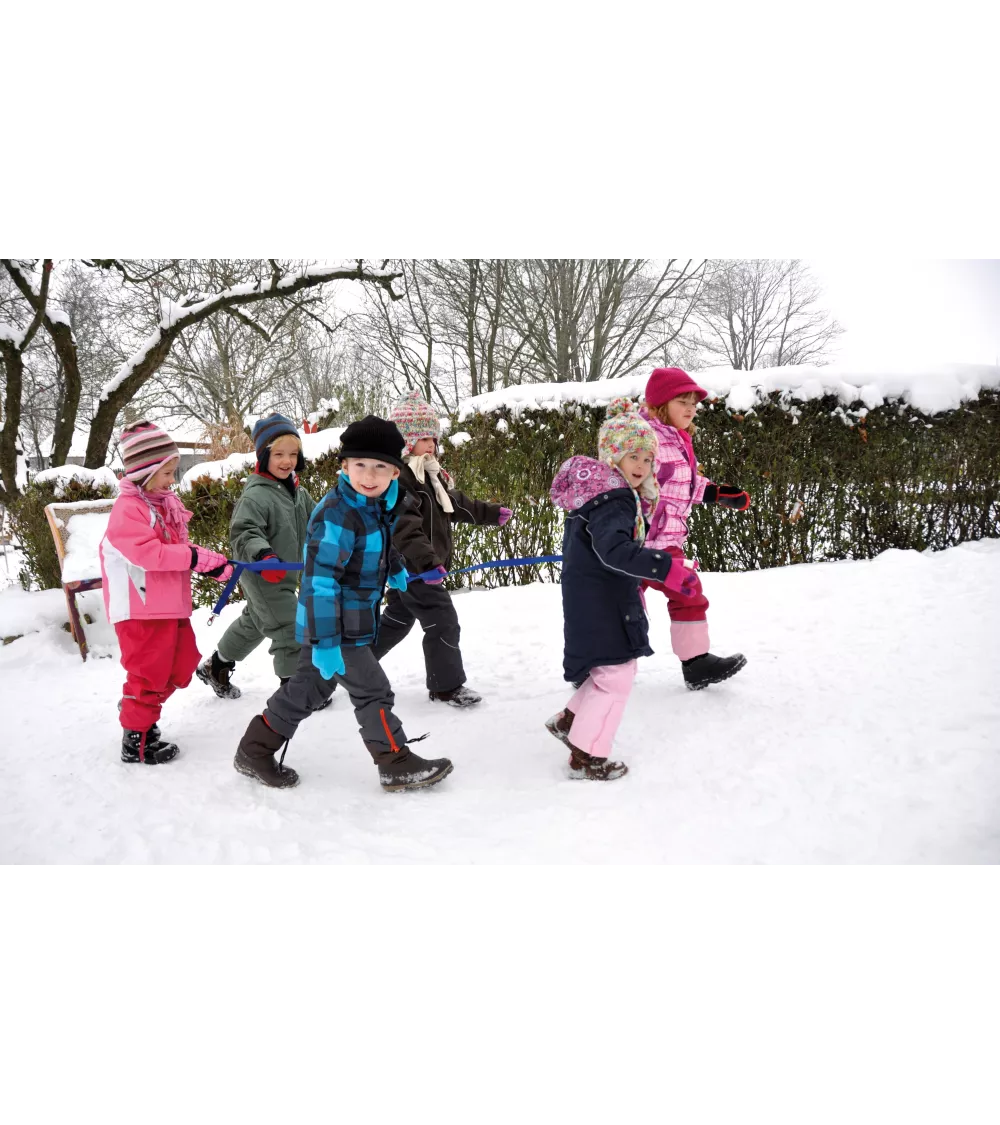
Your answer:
[552,456,674,684]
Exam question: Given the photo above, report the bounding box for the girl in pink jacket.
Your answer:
[640,368,750,690]
[100,422,232,765]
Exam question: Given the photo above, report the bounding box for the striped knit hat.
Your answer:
[120,421,180,484]
[389,390,441,456]
[252,413,304,473]
[598,397,657,466]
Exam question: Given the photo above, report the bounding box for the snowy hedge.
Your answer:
[10,366,1000,599]
[444,372,1000,583]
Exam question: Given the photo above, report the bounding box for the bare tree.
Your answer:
[503,259,706,383]
[0,260,52,498]
[0,259,403,487]
[694,259,843,369]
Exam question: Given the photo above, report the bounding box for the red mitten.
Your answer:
[259,553,287,583]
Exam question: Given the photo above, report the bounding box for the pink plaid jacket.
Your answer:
[641,409,713,551]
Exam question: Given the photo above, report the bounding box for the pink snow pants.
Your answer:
[566,660,637,758]
[641,546,710,661]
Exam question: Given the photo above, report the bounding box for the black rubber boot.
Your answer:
[121,728,178,764]
[429,685,482,708]
[197,651,242,699]
[234,715,299,788]
[364,741,453,792]
[682,651,747,691]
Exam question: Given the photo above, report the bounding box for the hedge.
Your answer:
[10,389,1000,602]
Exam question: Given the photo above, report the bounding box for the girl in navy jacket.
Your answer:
[546,399,698,780]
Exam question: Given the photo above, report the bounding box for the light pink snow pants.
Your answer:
[566,660,637,758]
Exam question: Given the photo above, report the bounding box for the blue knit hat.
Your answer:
[252,413,304,473]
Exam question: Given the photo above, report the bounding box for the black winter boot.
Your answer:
[567,743,628,781]
[121,728,178,764]
[429,685,482,708]
[234,715,299,788]
[197,651,242,699]
[682,651,747,691]
[364,741,454,792]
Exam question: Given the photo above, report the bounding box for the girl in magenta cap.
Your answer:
[640,367,750,690]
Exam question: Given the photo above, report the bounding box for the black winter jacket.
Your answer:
[392,460,502,575]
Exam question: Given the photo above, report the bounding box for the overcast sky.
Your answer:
[807,259,1000,369]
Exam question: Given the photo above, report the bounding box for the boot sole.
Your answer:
[684,654,748,691]
[196,664,242,699]
[121,750,178,765]
[568,763,628,781]
[381,762,454,792]
[233,752,299,788]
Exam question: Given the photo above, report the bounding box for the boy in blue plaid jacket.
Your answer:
[234,415,454,792]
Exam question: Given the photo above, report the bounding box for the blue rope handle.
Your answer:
[208,555,564,622]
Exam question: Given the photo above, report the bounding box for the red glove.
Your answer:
[705,483,750,511]
[259,553,287,584]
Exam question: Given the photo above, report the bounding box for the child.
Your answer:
[372,389,511,708]
[546,398,699,780]
[100,421,233,764]
[640,367,750,690]
[233,414,454,791]
[197,413,317,700]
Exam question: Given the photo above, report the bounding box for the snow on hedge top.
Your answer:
[180,426,344,490]
[33,465,119,498]
[458,363,1000,419]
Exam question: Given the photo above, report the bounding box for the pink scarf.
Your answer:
[118,478,192,544]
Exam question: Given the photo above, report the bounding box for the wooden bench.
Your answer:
[44,499,115,661]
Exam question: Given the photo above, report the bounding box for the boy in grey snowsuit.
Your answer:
[197,413,315,698]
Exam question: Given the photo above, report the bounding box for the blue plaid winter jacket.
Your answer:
[295,473,408,650]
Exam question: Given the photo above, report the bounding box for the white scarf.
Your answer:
[406,453,454,513]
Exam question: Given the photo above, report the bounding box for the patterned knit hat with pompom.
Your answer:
[597,397,657,466]
[390,389,441,456]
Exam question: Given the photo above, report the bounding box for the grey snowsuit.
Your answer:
[216,471,314,679]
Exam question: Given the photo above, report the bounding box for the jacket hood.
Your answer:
[550,456,633,512]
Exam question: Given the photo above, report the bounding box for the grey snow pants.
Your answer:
[263,638,407,753]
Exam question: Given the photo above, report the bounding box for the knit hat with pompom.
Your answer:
[597,397,658,466]
[389,389,441,456]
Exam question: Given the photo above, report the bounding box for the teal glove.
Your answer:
[311,644,345,681]
[387,567,409,592]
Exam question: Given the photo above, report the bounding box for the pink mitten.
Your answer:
[661,556,700,598]
[191,545,229,576]
[498,507,513,526]
[424,565,448,586]
[213,563,235,584]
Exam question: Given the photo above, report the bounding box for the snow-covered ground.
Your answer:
[2,540,998,863]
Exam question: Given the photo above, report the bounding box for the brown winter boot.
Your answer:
[544,708,575,746]
[234,715,300,788]
[567,743,628,781]
[363,741,454,792]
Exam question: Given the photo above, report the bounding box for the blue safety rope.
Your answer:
[208,554,564,623]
